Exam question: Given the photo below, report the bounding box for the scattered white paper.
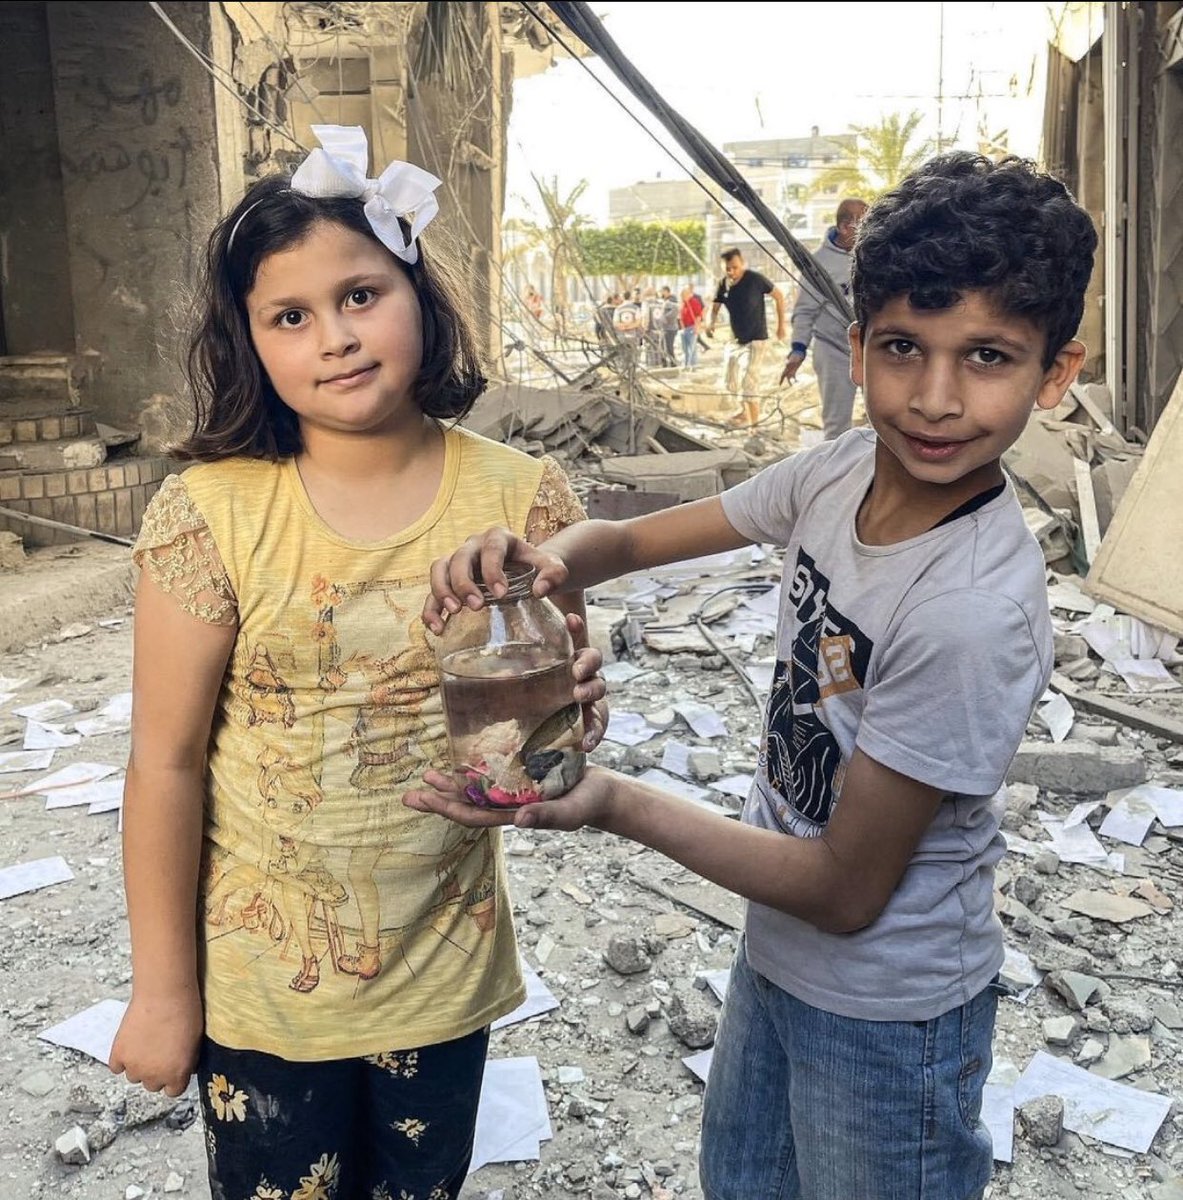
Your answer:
[682,1048,713,1083]
[13,698,76,722]
[674,701,729,739]
[637,768,712,805]
[702,969,730,1004]
[741,587,781,617]
[982,1082,1015,1162]
[601,661,646,684]
[38,998,128,1066]
[1000,944,1043,1001]
[711,773,754,799]
[1036,692,1075,743]
[0,749,56,774]
[1100,792,1157,846]
[23,720,81,750]
[25,761,120,795]
[1037,810,1109,866]
[0,855,75,900]
[73,692,133,737]
[1108,783,1183,829]
[1014,1050,1172,1153]
[660,741,693,777]
[604,711,661,747]
[1046,580,1096,614]
[469,1057,552,1173]
[492,958,560,1031]
[44,776,125,812]
[1110,657,1181,694]
[744,660,777,696]
[0,675,30,692]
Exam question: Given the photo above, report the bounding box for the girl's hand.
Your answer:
[109,985,204,1097]
[423,527,571,634]
[403,765,620,832]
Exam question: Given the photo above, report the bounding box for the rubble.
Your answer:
[3,410,1183,1199]
[1018,1095,1064,1147]
[1007,742,1148,792]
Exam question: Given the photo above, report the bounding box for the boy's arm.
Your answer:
[424,496,752,632]
[109,570,235,1095]
[405,749,943,933]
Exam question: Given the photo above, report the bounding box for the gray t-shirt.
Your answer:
[720,428,1052,1021]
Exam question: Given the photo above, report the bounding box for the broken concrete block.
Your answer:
[0,531,25,570]
[1075,1037,1105,1064]
[1105,996,1155,1034]
[1042,1015,1078,1046]
[1006,741,1147,793]
[1091,1034,1151,1080]
[54,1125,90,1165]
[665,992,716,1050]
[1045,969,1102,1010]
[1053,632,1090,662]
[17,1069,55,1098]
[626,1006,651,1035]
[1018,1094,1064,1146]
[1062,889,1153,924]
[604,935,651,975]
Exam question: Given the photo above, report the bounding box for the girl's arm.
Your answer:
[424,496,752,633]
[405,749,944,934]
[109,570,235,1096]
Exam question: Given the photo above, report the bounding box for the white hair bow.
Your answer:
[291,125,441,265]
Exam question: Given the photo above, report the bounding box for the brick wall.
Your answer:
[0,456,173,546]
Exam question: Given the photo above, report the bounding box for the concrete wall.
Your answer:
[0,2,76,353]
[45,1,224,429]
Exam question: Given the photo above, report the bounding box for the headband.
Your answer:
[227,125,442,264]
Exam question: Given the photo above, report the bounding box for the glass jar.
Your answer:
[435,563,586,807]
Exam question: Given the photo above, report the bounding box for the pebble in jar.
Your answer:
[436,563,586,806]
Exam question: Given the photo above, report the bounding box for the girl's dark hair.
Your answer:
[175,174,486,461]
[851,152,1098,369]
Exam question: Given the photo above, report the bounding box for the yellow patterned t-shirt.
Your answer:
[132,426,585,1060]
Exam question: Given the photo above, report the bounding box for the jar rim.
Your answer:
[475,561,537,603]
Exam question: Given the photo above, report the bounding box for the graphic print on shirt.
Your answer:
[203,576,495,1001]
[763,547,872,835]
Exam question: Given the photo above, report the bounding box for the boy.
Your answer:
[410,154,1096,1199]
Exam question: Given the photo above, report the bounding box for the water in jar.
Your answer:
[439,642,586,806]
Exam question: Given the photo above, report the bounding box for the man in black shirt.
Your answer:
[707,249,787,426]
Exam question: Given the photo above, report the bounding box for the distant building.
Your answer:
[608,178,711,224]
[706,128,857,284]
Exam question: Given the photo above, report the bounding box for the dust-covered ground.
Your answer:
[1,566,1182,1200]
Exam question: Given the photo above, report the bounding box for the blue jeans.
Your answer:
[681,326,698,367]
[700,939,998,1200]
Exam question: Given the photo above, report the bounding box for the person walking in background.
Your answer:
[782,197,869,439]
[707,248,787,427]
[658,285,680,366]
[679,284,704,367]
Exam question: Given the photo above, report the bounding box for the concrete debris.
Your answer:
[664,992,717,1051]
[604,935,652,975]
[0,530,26,569]
[1018,1095,1064,1147]
[1006,742,1148,793]
[5,428,1183,1199]
[1045,970,1102,1011]
[54,1125,90,1165]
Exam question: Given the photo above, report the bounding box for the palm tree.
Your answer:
[810,111,935,202]
[504,176,592,321]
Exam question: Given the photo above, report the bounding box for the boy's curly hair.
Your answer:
[851,153,1098,367]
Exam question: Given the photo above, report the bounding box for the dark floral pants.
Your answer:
[197,1028,489,1200]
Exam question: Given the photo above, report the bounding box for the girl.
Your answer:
[109,125,605,1200]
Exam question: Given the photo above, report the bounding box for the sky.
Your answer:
[506,2,1078,223]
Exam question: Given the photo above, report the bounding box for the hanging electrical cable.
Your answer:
[529,0,855,328]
